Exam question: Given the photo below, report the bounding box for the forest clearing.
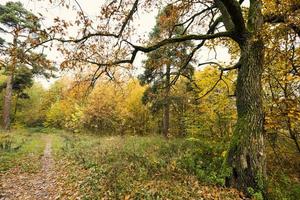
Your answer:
[0,129,245,199]
[0,129,298,200]
[0,0,300,199]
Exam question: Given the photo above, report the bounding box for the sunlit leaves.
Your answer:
[185,67,236,138]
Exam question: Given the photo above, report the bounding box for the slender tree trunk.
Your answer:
[283,89,300,153]
[2,34,17,131]
[3,74,13,130]
[178,103,186,137]
[163,103,170,137]
[287,117,300,153]
[163,64,171,138]
[226,36,266,195]
[12,94,19,123]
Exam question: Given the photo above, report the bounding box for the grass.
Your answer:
[1,128,299,199]
[54,132,300,200]
[53,132,242,199]
[0,129,46,173]
[266,136,300,200]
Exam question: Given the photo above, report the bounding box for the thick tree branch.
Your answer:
[27,26,231,54]
[215,0,234,31]
[218,0,246,33]
[130,31,233,53]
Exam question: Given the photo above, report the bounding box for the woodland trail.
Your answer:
[0,136,59,200]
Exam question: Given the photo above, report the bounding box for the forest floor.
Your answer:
[0,129,247,199]
[0,135,59,200]
[5,129,299,199]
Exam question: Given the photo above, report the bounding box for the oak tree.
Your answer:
[49,0,300,196]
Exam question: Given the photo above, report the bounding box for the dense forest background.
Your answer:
[0,0,299,199]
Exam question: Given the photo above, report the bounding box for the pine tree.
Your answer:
[0,1,55,130]
[139,5,194,137]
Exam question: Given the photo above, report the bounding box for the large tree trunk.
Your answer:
[2,73,13,131]
[163,64,171,138]
[226,35,266,195]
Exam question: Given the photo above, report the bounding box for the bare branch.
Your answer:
[193,60,240,99]
[196,70,224,100]
[118,0,139,37]
[24,32,119,53]
[160,16,226,87]
[198,60,241,71]
[174,6,216,28]
[289,24,300,38]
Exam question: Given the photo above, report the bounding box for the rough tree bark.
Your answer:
[223,0,267,196]
[226,35,266,194]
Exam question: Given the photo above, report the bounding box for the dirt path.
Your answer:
[0,136,59,200]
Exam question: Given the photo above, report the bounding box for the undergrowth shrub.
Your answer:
[0,134,13,150]
[0,129,45,172]
[58,134,234,199]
